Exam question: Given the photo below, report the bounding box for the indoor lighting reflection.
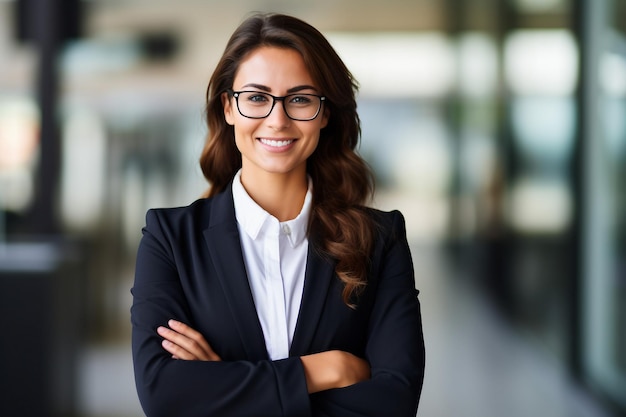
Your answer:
[509,178,572,234]
[0,98,38,212]
[505,29,578,96]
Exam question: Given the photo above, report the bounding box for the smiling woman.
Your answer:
[131,13,425,417]
[223,46,328,206]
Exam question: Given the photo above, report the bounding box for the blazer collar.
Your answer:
[203,183,268,360]
[290,246,335,356]
[203,181,336,359]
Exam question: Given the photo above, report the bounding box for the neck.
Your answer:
[240,169,308,222]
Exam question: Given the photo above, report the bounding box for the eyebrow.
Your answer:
[240,83,319,93]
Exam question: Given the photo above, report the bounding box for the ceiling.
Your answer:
[1,0,565,112]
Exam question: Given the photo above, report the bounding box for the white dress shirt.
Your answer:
[232,170,311,360]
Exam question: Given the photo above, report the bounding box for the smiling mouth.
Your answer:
[259,138,295,147]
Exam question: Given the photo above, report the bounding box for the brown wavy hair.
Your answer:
[200,13,375,307]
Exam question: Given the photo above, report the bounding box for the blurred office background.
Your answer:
[0,0,625,416]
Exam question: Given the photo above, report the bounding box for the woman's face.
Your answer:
[223,46,328,181]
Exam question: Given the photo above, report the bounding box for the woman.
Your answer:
[131,13,425,417]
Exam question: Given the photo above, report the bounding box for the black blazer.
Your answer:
[131,184,425,417]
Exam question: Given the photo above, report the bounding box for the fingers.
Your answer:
[160,337,194,360]
[167,319,210,353]
[157,320,221,361]
[158,321,219,361]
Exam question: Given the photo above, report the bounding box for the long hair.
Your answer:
[200,13,376,307]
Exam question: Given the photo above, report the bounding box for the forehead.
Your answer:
[233,46,317,89]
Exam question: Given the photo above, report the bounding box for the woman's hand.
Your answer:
[300,350,370,393]
[157,319,221,361]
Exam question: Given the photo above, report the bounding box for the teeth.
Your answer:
[260,138,294,147]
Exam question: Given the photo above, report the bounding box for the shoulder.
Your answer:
[145,184,233,227]
[136,199,214,264]
[143,188,234,240]
[146,198,213,229]
[363,207,407,238]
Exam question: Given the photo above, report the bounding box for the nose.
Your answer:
[266,98,291,128]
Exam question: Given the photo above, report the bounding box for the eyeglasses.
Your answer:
[228,90,326,121]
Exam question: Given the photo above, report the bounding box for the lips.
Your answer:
[259,138,295,147]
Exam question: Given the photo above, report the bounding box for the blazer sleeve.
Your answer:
[310,210,425,417]
[131,209,311,417]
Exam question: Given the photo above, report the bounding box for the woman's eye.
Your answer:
[249,95,268,102]
[289,95,313,104]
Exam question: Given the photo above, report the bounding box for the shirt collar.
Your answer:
[232,170,312,247]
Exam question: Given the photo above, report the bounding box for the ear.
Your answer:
[320,107,329,129]
[222,92,235,126]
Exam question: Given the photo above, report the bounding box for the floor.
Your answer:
[76,245,618,417]
[411,246,615,417]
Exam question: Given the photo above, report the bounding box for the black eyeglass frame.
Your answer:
[227,89,326,121]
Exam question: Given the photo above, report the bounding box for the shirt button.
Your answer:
[282,224,291,235]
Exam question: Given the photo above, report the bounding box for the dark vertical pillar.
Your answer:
[31,0,62,235]
[2,3,85,417]
[16,0,82,235]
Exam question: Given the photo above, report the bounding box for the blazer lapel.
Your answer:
[290,247,335,356]
[203,186,268,360]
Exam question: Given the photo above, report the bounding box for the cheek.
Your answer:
[304,132,321,154]
[232,120,260,146]
[233,126,246,150]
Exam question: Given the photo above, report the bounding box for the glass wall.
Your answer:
[581,0,626,409]
[453,0,579,359]
[503,25,579,357]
